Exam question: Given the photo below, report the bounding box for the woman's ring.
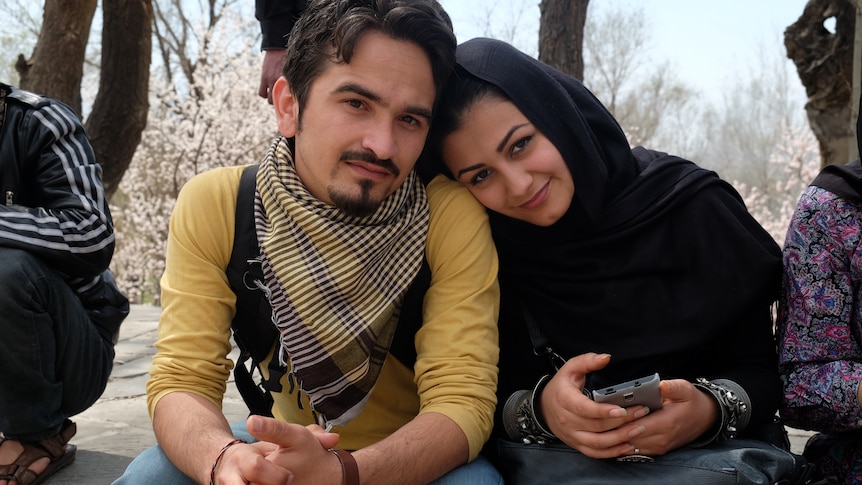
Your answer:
[617,448,654,462]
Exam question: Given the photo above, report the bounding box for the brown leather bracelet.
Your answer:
[329,448,359,485]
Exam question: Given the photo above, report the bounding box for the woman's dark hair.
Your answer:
[418,67,507,183]
[283,0,456,119]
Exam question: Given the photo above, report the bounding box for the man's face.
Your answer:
[273,31,436,217]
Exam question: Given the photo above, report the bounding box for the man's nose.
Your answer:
[361,121,397,162]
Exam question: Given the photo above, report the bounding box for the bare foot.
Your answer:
[0,439,50,485]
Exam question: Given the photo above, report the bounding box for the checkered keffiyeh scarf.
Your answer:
[254,137,429,426]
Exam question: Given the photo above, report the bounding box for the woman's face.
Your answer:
[442,96,575,226]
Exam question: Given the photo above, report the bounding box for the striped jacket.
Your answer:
[0,83,114,293]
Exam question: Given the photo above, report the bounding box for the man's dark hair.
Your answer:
[283,0,456,116]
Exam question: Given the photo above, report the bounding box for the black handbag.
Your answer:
[498,436,817,485]
[497,306,822,485]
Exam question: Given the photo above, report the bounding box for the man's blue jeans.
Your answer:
[0,248,114,441]
[114,422,504,484]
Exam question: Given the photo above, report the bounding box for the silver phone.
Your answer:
[591,373,663,409]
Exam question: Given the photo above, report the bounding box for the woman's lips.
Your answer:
[519,181,549,209]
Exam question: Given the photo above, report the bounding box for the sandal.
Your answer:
[0,420,77,485]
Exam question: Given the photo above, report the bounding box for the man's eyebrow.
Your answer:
[333,83,433,120]
[496,123,530,153]
[334,82,380,104]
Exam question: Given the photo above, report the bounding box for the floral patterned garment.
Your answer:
[778,185,862,433]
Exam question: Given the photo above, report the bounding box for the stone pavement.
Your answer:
[48,305,249,484]
[44,304,816,484]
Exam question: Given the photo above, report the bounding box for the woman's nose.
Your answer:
[502,166,532,198]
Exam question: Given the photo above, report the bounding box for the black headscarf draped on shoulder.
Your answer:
[452,38,782,432]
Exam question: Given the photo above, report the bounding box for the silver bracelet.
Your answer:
[502,375,558,445]
[693,378,751,442]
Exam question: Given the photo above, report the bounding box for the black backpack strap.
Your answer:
[226,164,285,417]
[521,304,566,373]
[388,259,430,366]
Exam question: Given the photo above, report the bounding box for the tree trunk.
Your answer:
[85,0,153,198]
[538,0,589,81]
[785,0,856,168]
[15,0,152,199]
[16,0,97,115]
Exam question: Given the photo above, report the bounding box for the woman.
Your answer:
[777,100,862,482]
[420,38,795,483]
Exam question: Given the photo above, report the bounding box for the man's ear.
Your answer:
[273,76,298,137]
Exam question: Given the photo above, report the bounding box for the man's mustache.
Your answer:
[340,150,400,177]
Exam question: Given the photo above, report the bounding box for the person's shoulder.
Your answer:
[803,185,862,218]
[184,164,248,189]
[426,174,483,215]
[171,166,251,245]
[5,85,73,114]
[177,165,250,209]
[425,174,492,252]
[4,85,85,138]
[803,184,853,205]
[6,85,46,106]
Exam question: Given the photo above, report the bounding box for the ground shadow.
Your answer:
[47,449,132,485]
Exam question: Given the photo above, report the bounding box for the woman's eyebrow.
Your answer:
[457,163,484,179]
[497,123,530,152]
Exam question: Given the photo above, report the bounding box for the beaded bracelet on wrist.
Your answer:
[502,375,559,445]
[692,377,751,444]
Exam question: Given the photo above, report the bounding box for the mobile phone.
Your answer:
[591,373,663,409]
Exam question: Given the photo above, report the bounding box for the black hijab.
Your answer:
[452,38,782,431]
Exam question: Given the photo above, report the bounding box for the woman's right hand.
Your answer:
[538,353,651,458]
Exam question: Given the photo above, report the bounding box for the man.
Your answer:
[255,0,307,104]
[0,83,128,484]
[115,0,501,484]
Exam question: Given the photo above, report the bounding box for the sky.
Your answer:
[1,1,815,112]
[439,0,812,105]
